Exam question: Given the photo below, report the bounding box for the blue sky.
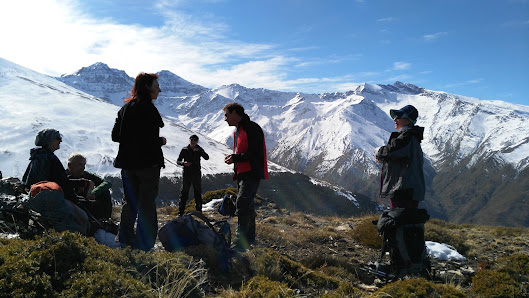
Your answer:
[1,0,528,105]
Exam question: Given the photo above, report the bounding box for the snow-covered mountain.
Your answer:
[2,58,528,225]
[0,58,258,180]
[57,63,208,106]
[1,58,372,217]
[50,62,529,227]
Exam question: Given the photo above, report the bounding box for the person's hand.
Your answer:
[374,146,382,163]
[224,154,233,164]
[184,162,192,166]
[88,180,95,192]
[161,137,167,145]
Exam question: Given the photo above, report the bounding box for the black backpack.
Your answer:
[158,212,233,271]
[218,194,236,217]
[376,208,431,279]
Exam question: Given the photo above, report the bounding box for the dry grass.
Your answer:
[348,215,381,249]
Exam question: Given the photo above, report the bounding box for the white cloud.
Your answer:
[445,78,484,88]
[393,62,411,70]
[386,74,412,82]
[422,32,448,41]
[0,0,279,89]
[377,17,396,23]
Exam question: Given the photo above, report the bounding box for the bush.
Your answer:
[472,269,521,297]
[249,248,340,292]
[425,219,470,255]
[349,215,381,249]
[301,255,359,282]
[238,275,295,298]
[0,231,205,297]
[375,277,466,297]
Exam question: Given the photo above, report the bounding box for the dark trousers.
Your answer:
[179,171,202,215]
[118,167,160,251]
[82,190,112,220]
[390,188,419,209]
[235,177,260,247]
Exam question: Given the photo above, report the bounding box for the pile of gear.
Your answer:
[0,177,116,239]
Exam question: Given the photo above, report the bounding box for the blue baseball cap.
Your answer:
[390,105,419,124]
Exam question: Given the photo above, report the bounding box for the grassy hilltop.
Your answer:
[1,188,528,297]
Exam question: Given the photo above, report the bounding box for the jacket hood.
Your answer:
[403,125,424,142]
[29,147,53,160]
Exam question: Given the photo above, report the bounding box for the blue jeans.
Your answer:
[118,167,160,251]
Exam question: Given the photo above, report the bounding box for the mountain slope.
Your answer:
[0,58,234,179]
[52,61,529,226]
[1,57,372,216]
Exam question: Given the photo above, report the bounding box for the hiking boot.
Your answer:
[233,215,251,252]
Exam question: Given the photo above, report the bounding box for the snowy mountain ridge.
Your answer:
[53,62,529,226]
[2,58,529,225]
[0,58,287,181]
[55,62,529,179]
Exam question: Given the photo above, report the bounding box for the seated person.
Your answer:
[23,128,91,203]
[66,153,113,220]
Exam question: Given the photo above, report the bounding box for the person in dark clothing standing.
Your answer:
[23,128,91,203]
[223,102,269,251]
[112,72,166,251]
[375,105,425,209]
[177,134,209,216]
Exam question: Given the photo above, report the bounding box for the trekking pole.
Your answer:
[164,157,179,167]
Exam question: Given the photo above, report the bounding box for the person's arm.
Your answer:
[50,156,84,202]
[376,131,413,162]
[83,171,112,197]
[111,109,123,143]
[198,145,209,160]
[177,148,186,166]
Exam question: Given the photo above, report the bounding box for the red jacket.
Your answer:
[232,114,269,180]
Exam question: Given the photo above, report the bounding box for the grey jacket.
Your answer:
[376,125,425,202]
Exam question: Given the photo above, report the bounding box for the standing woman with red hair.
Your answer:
[112,72,166,251]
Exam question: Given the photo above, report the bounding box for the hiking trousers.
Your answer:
[118,167,160,251]
[234,177,260,248]
[179,170,202,215]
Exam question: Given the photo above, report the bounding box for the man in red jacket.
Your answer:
[223,102,269,251]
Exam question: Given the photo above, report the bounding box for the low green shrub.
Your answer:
[301,255,359,282]
[238,275,295,298]
[250,248,340,292]
[375,277,466,297]
[472,269,521,297]
[349,216,381,249]
[0,231,204,297]
[425,220,470,255]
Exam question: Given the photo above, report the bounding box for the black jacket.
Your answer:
[177,144,209,173]
[23,147,87,201]
[375,125,425,201]
[232,114,269,180]
[112,100,165,169]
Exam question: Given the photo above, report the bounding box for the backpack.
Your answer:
[24,181,90,235]
[158,212,233,271]
[376,208,431,279]
[218,194,236,217]
[0,178,30,233]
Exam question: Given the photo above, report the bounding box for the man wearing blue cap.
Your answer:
[374,105,425,208]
